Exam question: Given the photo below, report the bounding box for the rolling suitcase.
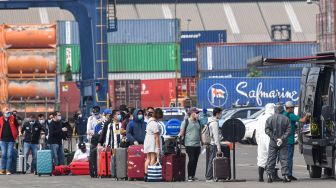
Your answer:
[162,153,186,181]
[89,148,97,177]
[36,150,53,176]
[213,153,231,181]
[111,148,127,180]
[206,144,230,173]
[69,161,90,175]
[127,145,146,180]
[52,165,71,176]
[97,148,112,178]
[15,136,26,174]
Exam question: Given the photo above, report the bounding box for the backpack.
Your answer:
[201,123,211,145]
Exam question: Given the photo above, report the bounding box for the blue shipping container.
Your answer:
[181,30,226,77]
[57,21,80,45]
[197,77,300,109]
[198,42,317,71]
[200,68,303,78]
[107,19,180,44]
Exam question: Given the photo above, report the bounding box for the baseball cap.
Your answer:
[189,107,200,114]
[285,101,294,108]
[78,143,86,150]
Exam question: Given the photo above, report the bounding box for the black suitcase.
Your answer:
[213,153,231,181]
[206,144,230,173]
[89,148,97,178]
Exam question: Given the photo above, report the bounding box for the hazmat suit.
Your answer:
[265,105,291,183]
[256,103,275,181]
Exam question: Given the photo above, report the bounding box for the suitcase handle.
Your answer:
[216,152,224,158]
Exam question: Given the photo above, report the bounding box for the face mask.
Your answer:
[117,115,122,121]
[48,119,52,124]
[39,120,45,124]
[29,121,35,125]
[57,115,62,121]
[138,115,143,120]
[78,114,82,118]
[4,112,10,118]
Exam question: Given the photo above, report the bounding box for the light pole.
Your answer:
[175,0,179,107]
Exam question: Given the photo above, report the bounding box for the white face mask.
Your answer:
[57,115,62,121]
[39,120,45,124]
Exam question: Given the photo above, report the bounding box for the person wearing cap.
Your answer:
[265,105,291,183]
[178,107,202,182]
[0,107,19,175]
[126,109,147,145]
[21,114,45,174]
[86,106,103,139]
[282,101,309,181]
[73,142,90,162]
[205,107,223,182]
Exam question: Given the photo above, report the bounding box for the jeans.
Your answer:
[0,141,15,172]
[287,144,295,176]
[205,145,218,180]
[186,146,201,178]
[23,142,38,172]
[50,144,65,165]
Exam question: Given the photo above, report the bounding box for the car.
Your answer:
[161,108,187,139]
[219,106,264,128]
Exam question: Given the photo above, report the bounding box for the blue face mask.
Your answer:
[4,112,11,118]
[138,115,143,120]
[48,119,52,124]
[117,115,122,121]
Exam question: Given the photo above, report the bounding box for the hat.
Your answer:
[189,107,200,114]
[104,109,112,115]
[285,101,294,108]
[78,142,86,150]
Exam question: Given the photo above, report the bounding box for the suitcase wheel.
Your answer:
[214,178,218,182]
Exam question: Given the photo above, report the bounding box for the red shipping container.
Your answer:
[178,78,197,97]
[60,82,80,116]
[141,79,176,108]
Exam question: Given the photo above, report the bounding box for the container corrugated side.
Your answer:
[108,72,180,80]
[107,19,180,44]
[57,21,80,45]
[108,43,180,72]
[58,45,80,74]
[197,77,300,109]
[199,68,303,78]
[198,42,317,71]
[60,81,80,115]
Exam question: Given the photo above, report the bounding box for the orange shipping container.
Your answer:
[9,103,54,113]
[0,51,5,76]
[6,49,56,74]
[3,24,56,49]
[8,80,55,99]
[0,78,8,104]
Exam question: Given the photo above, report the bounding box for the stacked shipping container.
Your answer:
[317,0,336,52]
[0,24,57,114]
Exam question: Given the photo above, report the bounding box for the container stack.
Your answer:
[0,24,57,114]
[317,0,336,52]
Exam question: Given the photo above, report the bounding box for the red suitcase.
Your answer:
[162,153,186,182]
[127,145,146,180]
[69,161,90,175]
[98,148,112,178]
[52,165,71,176]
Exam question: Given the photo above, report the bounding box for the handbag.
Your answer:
[147,160,162,182]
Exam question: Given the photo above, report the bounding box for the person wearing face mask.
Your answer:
[21,114,44,174]
[126,109,147,146]
[72,143,90,162]
[145,107,155,123]
[86,106,102,140]
[75,111,88,143]
[0,108,19,175]
[48,111,67,165]
[205,107,223,182]
[178,108,202,182]
[98,110,124,149]
[38,114,48,149]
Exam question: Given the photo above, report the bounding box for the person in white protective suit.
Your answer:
[256,103,275,182]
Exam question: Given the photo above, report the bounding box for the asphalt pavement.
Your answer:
[1,144,336,188]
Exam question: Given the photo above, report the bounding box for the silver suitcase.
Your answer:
[114,148,127,180]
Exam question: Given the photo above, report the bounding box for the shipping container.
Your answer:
[60,82,81,116]
[107,19,180,44]
[8,103,55,113]
[200,68,303,78]
[108,43,180,72]
[0,78,7,104]
[0,51,5,76]
[57,21,80,45]
[58,45,80,74]
[110,80,141,109]
[108,72,180,80]
[141,79,176,108]
[178,77,197,97]
[8,80,56,100]
[6,49,56,75]
[198,42,317,71]
[3,24,56,49]
[197,77,300,109]
[180,30,226,77]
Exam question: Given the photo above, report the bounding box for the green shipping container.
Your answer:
[108,43,180,72]
[58,45,80,74]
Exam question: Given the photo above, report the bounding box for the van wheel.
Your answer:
[309,165,322,178]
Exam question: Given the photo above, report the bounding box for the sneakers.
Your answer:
[6,171,11,175]
[206,179,214,183]
[289,176,297,181]
[0,170,5,175]
[283,176,291,183]
[188,177,193,182]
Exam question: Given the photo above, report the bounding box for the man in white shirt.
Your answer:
[86,106,102,139]
[73,143,90,162]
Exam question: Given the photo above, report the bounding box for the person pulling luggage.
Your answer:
[178,107,202,182]
[265,105,291,183]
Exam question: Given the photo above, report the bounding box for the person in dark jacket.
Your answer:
[126,109,147,145]
[98,110,124,149]
[265,105,291,183]
[75,111,88,143]
[21,114,44,173]
[48,111,68,165]
[0,107,19,175]
[37,114,48,149]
